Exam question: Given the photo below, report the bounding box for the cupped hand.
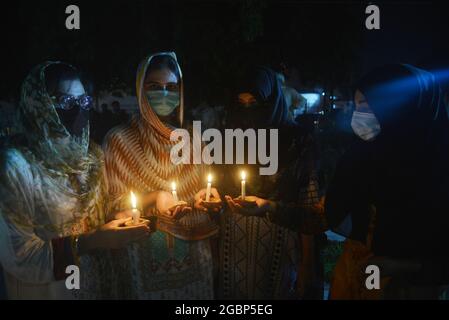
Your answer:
[194,187,223,213]
[106,209,134,222]
[224,195,275,217]
[156,191,192,220]
[85,217,151,251]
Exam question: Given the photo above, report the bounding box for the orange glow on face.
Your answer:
[238,92,257,106]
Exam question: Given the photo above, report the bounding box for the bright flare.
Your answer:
[240,171,246,200]
[130,191,140,224]
[206,174,212,202]
[130,191,137,209]
[171,181,179,202]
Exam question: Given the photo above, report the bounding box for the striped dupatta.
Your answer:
[104,52,218,240]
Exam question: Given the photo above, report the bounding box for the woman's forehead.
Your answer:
[58,79,85,96]
[145,68,178,84]
[238,92,256,100]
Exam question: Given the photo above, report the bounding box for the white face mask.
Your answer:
[351,111,381,141]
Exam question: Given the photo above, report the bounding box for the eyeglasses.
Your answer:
[53,94,93,111]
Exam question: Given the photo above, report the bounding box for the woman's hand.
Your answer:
[106,209,135,222]
[194,187,223,213]
[224,195,276,217]
[106,191,162,222]
[79,217,151,253]
[156,191,192,220]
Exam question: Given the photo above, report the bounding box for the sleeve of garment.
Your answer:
[89,142,113,224]
[266,132,326,233]
[0,149,57,284]
[324,151,354,230]
[324,144,372,238]
[324,142,376,243]
[102,130,131,212]
[267,174,327,234]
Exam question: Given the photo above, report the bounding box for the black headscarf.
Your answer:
[358,64,449,147]
[327,64,449,260]
[225,66,316,200]
[231,66,294,128]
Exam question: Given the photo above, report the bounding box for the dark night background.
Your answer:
[1,0,449,300]
[1,0,449,106]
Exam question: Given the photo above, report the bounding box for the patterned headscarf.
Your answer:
[5,61,107,229]
[18,61,92,174]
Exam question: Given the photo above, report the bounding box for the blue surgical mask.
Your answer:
[146,90,180,116]
[351,111,381,141]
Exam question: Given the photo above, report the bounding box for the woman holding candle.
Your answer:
[0,62,151,299]
[103,52,220,299]
[220,66,326,299]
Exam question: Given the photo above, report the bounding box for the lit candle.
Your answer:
[130,191,140,225]
[241,171,246,200]
[171,181,179,202]
[206,174,212,202]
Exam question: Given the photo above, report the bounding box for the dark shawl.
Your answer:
[226,66,316,199]
[217,67,320,299]
[242,66,294,127]
[326,64,449,263]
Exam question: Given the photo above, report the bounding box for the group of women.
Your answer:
[0,52,448,300]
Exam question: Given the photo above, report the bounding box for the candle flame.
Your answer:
[241,170,246,180]
[130,191,137,209]
[207,173,212,183]
[171,181,177,191]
